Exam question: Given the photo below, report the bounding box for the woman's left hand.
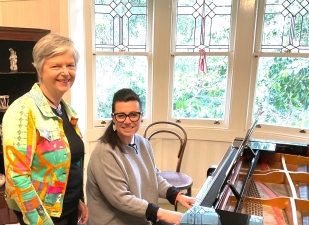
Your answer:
[177,194,197,209]
[78,201,89,224]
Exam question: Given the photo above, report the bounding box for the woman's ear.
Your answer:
[111,113,115,124]
[36,69,42,82]
[140,112,143,124]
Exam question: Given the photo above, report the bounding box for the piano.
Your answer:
[180,113,309,225]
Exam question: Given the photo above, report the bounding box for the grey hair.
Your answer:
[32,33,79,76]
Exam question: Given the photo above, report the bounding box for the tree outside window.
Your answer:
[253,0,309,128]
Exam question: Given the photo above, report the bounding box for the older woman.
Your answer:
[86,89,195,225]
[2,34,88,225]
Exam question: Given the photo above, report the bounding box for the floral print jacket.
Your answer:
[2,83,84,225]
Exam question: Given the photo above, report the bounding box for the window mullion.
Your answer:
[254,0,266,53]
[229,0,239,52]
[170,0,178,52]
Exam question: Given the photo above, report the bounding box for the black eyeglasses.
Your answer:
[112,112,142,122]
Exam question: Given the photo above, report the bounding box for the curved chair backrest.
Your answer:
[143,121,187,172]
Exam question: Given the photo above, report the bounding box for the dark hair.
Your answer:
[98,88,142,153]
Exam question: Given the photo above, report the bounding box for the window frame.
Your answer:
[92,0,154,128]
[167,0,239,129]
[83,0,309,144]
[247,0,309,136]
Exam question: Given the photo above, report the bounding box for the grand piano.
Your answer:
[180,113,309,225]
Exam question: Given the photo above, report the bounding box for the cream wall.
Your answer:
[0,0,68,34]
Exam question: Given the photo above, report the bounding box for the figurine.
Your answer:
[0,173,5,187]
[9,48,18,71]
[0,95,9,110]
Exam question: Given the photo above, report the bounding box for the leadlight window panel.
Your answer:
[261,0,309,53]
[172,55,228,119]
[175,0,232,52]
[96,55,148,120]
[94,0,147,52]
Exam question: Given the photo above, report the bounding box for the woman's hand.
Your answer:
[78,201,89,224]
[157,208,183,225]
[177,194,197,209]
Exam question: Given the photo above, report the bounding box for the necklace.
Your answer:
[42,93,62,116]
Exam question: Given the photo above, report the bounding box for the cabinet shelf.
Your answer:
[0,71,36,75]
[0,26,50,42]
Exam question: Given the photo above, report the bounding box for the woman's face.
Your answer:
[112,100,143,144]
[38,52,76,98]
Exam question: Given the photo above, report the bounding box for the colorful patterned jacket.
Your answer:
[2,83,84,225]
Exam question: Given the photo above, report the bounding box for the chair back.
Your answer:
[143,121,187,172]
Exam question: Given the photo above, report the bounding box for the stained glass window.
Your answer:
[262,0,309,53]
[175,0,232,52]
[253,0,309,128]
[94,0,149,121]
[94,0,147,52]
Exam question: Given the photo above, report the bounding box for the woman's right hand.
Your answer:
[157,208,183,225]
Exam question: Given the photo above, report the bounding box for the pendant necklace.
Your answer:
[42,93,62,116]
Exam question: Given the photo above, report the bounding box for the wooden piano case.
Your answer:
[223,152,309,225]
[180,138,309,225]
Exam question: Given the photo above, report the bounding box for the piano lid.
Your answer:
[194,111,264,209]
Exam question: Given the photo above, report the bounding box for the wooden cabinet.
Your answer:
[0,26,50,224]
[0,186,19,225]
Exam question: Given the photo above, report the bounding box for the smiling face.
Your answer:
[112,101,143,145]
[38,52,76,102]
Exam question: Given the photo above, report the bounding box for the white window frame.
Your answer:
[167,0,239,129]
[93,0,154,128]
[83,0,309,144]
[247,0,309,137]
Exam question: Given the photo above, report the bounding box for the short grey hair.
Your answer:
[32,33,79,74]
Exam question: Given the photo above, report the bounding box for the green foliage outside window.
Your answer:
[255,57,309,128]
[96,55,147,119]
[254,0,309,128]
[173,56,228,119]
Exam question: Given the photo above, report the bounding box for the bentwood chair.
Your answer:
[143,121,193,211]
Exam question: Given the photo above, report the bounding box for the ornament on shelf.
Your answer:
[9,48,18,71]
[0,95,9,111]
[0,174,5,187]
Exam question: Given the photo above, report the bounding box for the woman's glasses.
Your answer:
[112,112,141,122]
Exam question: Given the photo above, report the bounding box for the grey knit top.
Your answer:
[86,134,172,225]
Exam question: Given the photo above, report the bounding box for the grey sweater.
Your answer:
[86,134,172,225]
